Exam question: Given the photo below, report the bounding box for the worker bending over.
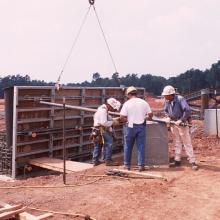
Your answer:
[92,98,121,166]
[120,86,153,171]
[162,85,198,170]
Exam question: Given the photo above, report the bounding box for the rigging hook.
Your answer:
[89,0,95,5]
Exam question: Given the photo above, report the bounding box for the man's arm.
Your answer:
[119,103,128,123]
[145,102,153,119]
[180,98,191,122]
[99,109,113,127]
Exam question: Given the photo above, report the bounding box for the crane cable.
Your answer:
[92,5,118,74]
[56,0,118,90]
[55,5,92,90]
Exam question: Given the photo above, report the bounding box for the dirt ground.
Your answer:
[1,99,220,220]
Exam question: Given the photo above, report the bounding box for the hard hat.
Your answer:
[161,85,176,96]
[107,98,121,111]
[126,86,137,95]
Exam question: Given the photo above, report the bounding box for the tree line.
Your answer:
[0,60,220,98]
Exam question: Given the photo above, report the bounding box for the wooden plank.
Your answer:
[36,213,53,220]
[19,212,37,220]
[0,204,23,214]
[0,201,10,208]
[0,207,26,220]
[19,212,53,220]
[29,157,93,173]
[111,168,167,180]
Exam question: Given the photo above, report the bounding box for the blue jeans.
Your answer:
[92,131,113,162]
[124,124,146,166]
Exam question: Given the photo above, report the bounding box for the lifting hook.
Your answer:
[89,0,95,5]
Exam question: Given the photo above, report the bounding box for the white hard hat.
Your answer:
[162,85,176,96]
[126,86,137,95]
[107,98,121,111]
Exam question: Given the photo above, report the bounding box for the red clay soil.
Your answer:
[1,120,220,220]
[0,98,220,219]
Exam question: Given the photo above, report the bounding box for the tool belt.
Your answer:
[90,126,106,144]
[90,126,117,144]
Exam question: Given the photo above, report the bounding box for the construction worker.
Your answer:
[161,85,199,170]
[92,98,121,166]
[120,86,153,171]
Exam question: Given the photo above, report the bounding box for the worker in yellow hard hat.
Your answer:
[119,86,153,171]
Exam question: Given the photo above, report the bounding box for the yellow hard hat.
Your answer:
[126,86,137,95]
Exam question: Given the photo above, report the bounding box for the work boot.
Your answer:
[191,163,199,171]
[169,160,181,168]
[93,160,101,167]
[105,160,119,166]
[138,166,145,172]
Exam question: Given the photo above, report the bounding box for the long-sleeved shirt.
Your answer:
[164,95,191,122]
[93,104,113,127]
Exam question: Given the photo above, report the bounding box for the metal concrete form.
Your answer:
[204,109,220,137]
[4,86,145,178]
[131,121,169,166]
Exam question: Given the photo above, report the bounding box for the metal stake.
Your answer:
[63,97,66,184]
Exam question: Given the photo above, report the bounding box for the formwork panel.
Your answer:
[56,89,82,97]
[84,98,102,106]
[54,109,81,117]
[3,86,145,178]
[85,89,102,96]
[131,122,169,166]
[54,99,82,106]
[18,88,51,97]
[17,121,50,131]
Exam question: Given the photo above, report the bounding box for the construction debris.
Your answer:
[110,168,167,181]
[0,201,53,220]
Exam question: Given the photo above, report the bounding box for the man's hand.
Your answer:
[147,112,153,120]
[175,119,182,126]
[119,115,127,123]
[112,118,120,126]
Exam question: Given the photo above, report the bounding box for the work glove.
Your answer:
[175,119,182,126]
[112,118,120,126]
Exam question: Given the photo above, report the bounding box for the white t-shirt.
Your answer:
[93,104,113,127]
[120,97,151,128]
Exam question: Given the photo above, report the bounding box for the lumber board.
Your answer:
[111,168,166,180]
[0,201,10,208]
[0,207,26,220]
[37,213,53,220]
[29,157,93,173]
[19,212,53,220]
[0,204,23,214]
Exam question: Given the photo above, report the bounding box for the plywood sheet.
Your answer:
[29,157,93,173]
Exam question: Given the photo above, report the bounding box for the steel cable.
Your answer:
[56,5,92,86]
[92,5,118,73]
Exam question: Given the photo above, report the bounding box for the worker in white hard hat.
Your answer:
[119,86,153,171]
[92,97,121,166]
[161,85,198,170]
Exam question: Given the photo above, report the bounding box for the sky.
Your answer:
[0,0,220,84]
